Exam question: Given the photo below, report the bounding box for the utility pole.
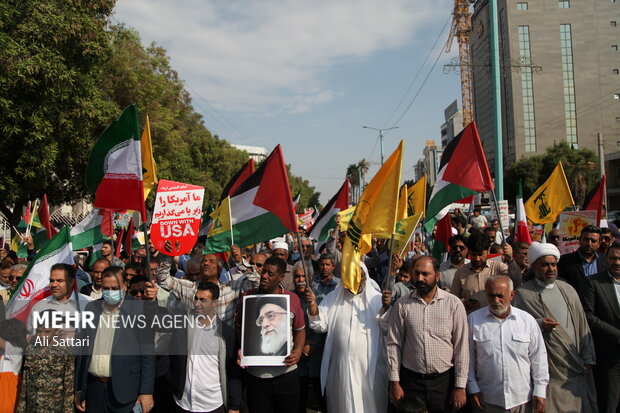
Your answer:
[598,132,605,177]
[362,126,399,165]
[489,0,504,200]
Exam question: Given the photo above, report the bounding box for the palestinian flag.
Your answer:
[205,145,297,252]
[424,122,494,232]
[431,213,453,261]
[292,189,301,210]
[309,179,349,242]
[70,208,107,250]
[5,226,74,322]
[85,105,146,221]
[514,181,532,244]
[220,158,255,201]
[582,175,606,226]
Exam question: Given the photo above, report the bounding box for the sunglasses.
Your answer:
[602,236,613,242]
[129,288,145,296]
[249,262,264,268]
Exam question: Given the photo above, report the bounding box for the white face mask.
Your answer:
[103,289,123,305]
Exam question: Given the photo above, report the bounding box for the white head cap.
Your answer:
[272,241,289,251]
[527,241,560,265]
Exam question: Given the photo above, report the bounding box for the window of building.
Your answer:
[517,2,528,10]
[613,69,620,74]
[519,26,537,153]
[612,21,618,27]
[559,0,570,8]
[560,24,578,146]
[613,45,619,50]
[615,93,620,99]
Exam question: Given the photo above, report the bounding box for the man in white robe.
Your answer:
[305,263,388,413]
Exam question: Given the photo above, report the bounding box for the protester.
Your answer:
[387,256,468,413]
[74,266,155,413]
[512,242,530,276]
[270,241,295,290]
[557,225,605,291]
[80,257,110,299]
[469,207,487,229]
[312,253,340,302]
[101,240,125,267]
[166,281,241,413]
[0,318,27,413]
[582,242,620,413]
[299,237,318,280]
[451,231,521,313]
[8,264,26,290]
[17,310,75,413]
[235,256,306,413]
[598,227,615,255]
[383,254,416,304]
[467,276,548,413]
[547,229,560,247]
[366,237,390,285]
[439,235,469,292]
[0,261,12,303]
[513,242,597,413]
[306,262,388,413]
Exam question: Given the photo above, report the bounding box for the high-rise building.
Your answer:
[441,100,465,149]
[470,0,620,177]
[414,140,443,186]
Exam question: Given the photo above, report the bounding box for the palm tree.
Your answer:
[346,163,360,204]
[357,158,370,187]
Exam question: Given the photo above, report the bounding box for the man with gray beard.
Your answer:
[467,276,548,413]
[257,300,289,355]
[513,242,598,413]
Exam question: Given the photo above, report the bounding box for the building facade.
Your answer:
[441,100,465,149]
[414,140,443,186]
[470,0,620,181]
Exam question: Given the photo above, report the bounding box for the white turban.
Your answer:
[527,241,560,265]
[272,241,289,251]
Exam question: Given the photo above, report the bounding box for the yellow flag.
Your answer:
[376,184,408,239]
[341,141,403,293]
[337,206,356,232]
[141,115,158,199]
[391,213,422,256]
[525,162,574,224]
[407,174,427,217]
[209,197,232,237]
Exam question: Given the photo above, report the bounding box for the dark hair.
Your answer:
[102,240,113,247]
[467,230,490,252]
[512,242,530,251]
[102,266,125,282]
[264,256,287,275]
[601,227,613,235]
[0,260,12,271]
[606,242,620,256]
[581,225,602,237]
[0,318,28,349]
[50,263,76,280]
[197,281,220,300]
[318,253,335,265]
[448,235,466,248]
[129,274,148,286]
[415,255,440,273]
[489,243,503,254]
[125,262,143,276]
[483,226,496,234]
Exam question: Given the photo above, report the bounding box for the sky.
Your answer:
[113,0,461,204]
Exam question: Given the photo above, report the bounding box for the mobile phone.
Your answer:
[132,404,143,413]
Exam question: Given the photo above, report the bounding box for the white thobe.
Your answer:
[309,290,388,413]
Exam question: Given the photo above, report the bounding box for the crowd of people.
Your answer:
[0,209,619,413]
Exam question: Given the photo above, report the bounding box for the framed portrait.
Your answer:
[240,294,291,366]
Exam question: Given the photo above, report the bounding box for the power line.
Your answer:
[382,14,453,129]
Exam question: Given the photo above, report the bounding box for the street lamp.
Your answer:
[362,125,399,165]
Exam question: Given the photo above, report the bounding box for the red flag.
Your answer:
[582,175,606,226]
[514,197,532,244]
[23,202,31,225]
[37,194,58,240]
[431,213,453,260]
[115,228,124,258]
[101,210,114,238]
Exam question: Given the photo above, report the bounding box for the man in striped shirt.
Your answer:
[387,256,469,413]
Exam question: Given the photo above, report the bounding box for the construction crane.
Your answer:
[445,0,474,128]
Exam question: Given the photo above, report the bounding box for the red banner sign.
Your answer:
[151,180,204,256]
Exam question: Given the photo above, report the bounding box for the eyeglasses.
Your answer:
[129,288,145,296]
[249,262,264,268]
[602,236,613,242]
[301,244,312,249]
[256,311,287,326]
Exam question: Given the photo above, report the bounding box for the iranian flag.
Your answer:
[70,208,107,250]
[205,145,297,252]
[424,122,494,232]
[309,179,349,242]
[5,226,74,322]
[514,181,532,244]
[85,105,146,221]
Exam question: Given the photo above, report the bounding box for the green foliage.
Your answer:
[0,0,118,220]
[504,142,599,205]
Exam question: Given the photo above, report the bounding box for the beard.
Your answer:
[415,279,438,295]
[489,303,510,317]
[260,321,289,354]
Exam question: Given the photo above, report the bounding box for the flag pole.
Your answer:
[228,196,234,247]
[295,231,311,289]
[387,233,397,291]
[490,190,507,244]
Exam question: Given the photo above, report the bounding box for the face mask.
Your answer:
[103,289,123,305]
[290,252,300,261]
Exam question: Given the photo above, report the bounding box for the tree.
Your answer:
[0,0,118,223]
[504,142,599,206]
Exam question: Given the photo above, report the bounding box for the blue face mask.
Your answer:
[103,289,123,305]
[290,252,300,262]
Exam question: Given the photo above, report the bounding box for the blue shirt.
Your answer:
[312,277,340,304]
[578,250,599,277]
